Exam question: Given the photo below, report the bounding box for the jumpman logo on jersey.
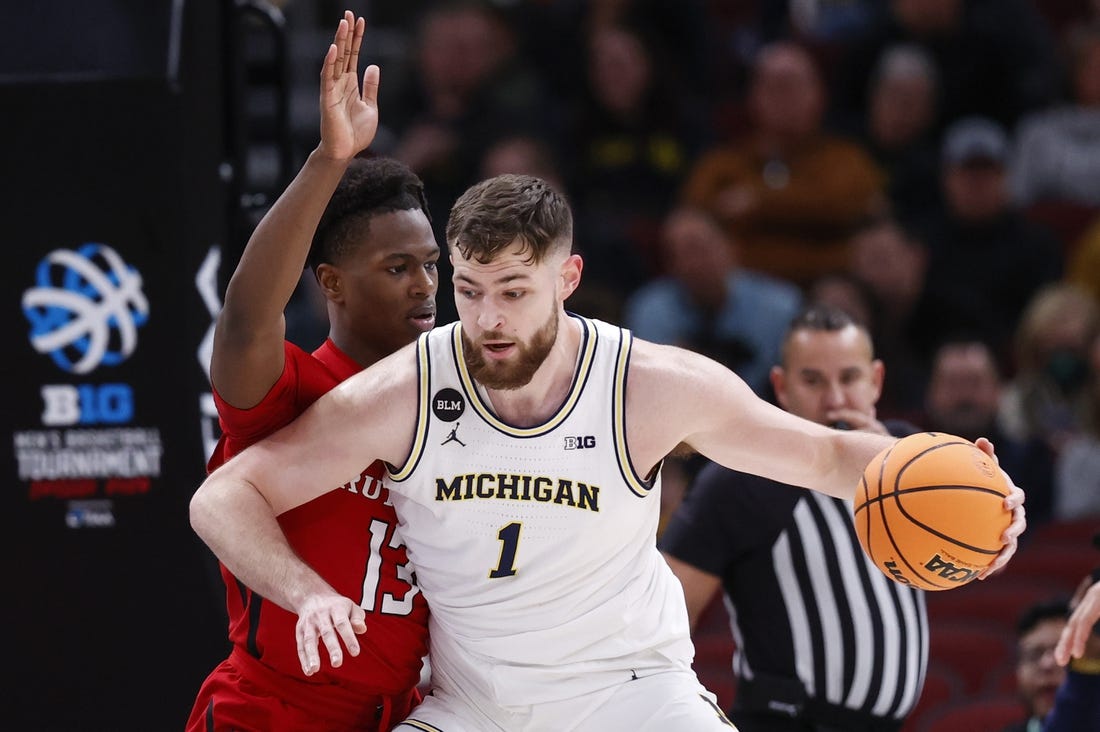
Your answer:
[441,422,466,447]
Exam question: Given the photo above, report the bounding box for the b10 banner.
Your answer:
[1,2,231,727]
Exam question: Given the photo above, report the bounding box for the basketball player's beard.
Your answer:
[462,308,559,390]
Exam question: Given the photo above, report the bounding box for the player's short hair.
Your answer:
[308,156,431,272]
[446,174,573,265]
[1015,598,1070,639]
[787,304,857,336]
[930,333,1005,376]
[781,305,874,365]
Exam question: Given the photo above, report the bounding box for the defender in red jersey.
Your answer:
[187,13,438,731]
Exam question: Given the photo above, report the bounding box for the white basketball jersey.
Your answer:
[387,316,694,708]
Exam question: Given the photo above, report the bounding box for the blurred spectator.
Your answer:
[834,0,1061,133]
[682,41,885,287]
[479,134,564,190]
[1000,283,1100,457]
[858,44,942,221]
[624,206,801,395]
[386,1,548,185]
[847,215,967,420]
[1003,599,1070,732]
[1052,329,1100,520]
[923,337,1055,523]
[783,0,879,45]
[382,1,554,323]
[476,134,624,323]
[917,116,1063,359]
[564,23,709,300]
[848,218,927,329]
[804,270,877,333]
[1033,0,1100,41]
[1012,23,1100,208]
[512,0,715,108]
[1069,214,1100,300]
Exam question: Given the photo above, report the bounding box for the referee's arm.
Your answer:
[664,552,722,632]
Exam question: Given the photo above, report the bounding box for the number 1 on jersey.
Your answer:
[490,522,521,578]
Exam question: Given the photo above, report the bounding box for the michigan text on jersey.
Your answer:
[435,473,600,511]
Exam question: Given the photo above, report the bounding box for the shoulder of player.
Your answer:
[323,341,420,407]
[627,339,729,395]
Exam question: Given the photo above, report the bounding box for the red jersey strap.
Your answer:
[311,337,360,378]
[208,339,362,472]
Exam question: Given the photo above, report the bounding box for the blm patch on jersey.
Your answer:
[432,388,465,422]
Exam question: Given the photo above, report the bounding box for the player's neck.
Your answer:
[327,326,386,370]
[482,315,582,427]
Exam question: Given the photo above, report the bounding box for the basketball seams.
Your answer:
[890,447,1006,557]
[854,442,894,570]
[870,484,1009,499]
[853,433,1007,592]
[873,442,950,590]
[886,487,1003,555]
[879,494,952,590]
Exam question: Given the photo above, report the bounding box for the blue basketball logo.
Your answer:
[22,243,149,374]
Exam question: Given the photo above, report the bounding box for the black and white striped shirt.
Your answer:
[661,428,928,726]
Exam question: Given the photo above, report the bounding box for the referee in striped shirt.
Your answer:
[661,305,927,732]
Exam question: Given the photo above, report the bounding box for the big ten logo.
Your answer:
[564,435,596,450]
[22,243,149,374]
[41,383,134,426]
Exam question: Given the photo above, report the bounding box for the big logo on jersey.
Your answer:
[22,243,149,374]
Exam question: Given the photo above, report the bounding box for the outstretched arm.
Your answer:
[627,341,1025,573]
[211,12,379,406]
[627,341,892,501]
[192,344,420,674]
[192,468,368,674]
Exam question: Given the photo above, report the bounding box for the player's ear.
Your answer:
[770,365,789,410]
[315,263,344,304]
[560,253,583,299]
[871,359,885,399]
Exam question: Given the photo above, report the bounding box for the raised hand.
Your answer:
[1055,576,1100,666]
[295,590,368,676]
[316,11,380,161]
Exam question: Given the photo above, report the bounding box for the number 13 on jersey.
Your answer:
[360,518,420,614]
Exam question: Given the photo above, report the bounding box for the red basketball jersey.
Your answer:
[207,339,429,699]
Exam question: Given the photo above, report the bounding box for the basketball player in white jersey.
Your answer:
[191,175,1027,731]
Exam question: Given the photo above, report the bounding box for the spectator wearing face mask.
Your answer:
[999,284,1099,473]
[1051,327,1100,520]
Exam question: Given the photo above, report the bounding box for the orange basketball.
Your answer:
[853,432,1011,592]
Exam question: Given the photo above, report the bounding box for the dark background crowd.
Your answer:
[6,1,1100,729]
[263,0,1100,533]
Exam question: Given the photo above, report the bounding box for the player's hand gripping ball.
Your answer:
[854,432,1011,591]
